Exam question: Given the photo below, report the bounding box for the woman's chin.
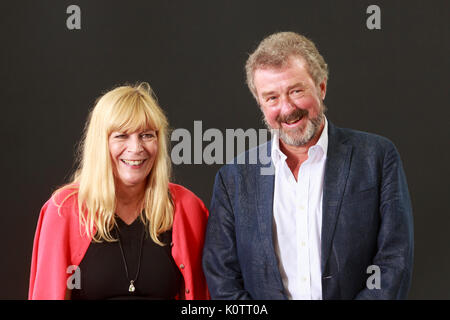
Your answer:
[116,176,147,189]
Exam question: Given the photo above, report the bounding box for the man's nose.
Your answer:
[280,95,295,113]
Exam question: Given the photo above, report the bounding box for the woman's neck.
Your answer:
[115,181,146,225]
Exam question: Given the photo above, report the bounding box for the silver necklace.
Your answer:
[115,222,145,293]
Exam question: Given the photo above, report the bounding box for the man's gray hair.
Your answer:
[245,31,329,99]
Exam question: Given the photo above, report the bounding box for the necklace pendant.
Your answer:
[129,281,136,292]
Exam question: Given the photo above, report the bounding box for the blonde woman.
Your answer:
[29,83,209,300]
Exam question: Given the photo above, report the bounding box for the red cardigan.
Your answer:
[29,183,210,300]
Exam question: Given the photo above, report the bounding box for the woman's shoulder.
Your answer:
[43,184,80,218]
[33,185,81,245]
[169,183,200,200]
[169,183,208,212]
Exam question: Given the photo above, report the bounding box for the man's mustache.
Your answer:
[276,108,308,123]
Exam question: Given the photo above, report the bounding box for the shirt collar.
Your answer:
[271,116,328,166]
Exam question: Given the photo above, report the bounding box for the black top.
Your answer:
[71,216,182,300]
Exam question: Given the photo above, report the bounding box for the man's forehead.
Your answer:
[254,61,310,89]
[255,55,307,73]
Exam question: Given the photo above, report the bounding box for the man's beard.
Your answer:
[264,106,325,147]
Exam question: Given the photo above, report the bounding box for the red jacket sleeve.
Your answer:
[170,183,210,300]
[29,189,90,300]
[29,196,72,299]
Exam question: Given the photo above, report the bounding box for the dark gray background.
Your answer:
[1,0,448,299]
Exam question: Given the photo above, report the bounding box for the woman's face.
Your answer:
[108,129,158,189]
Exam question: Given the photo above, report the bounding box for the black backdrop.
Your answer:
[1,0,449,299]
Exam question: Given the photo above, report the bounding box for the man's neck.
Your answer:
[279,121,325,180]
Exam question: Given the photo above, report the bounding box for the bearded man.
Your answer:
[202,32,414,300]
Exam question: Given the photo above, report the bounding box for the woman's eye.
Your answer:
[114,134,127,139]
[141,133,155,139]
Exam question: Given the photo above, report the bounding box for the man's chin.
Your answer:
[279,132,313,147]
[279,125,315,146]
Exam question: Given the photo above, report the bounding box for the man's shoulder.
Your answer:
[332,124,397,153]
[218,141,271,175]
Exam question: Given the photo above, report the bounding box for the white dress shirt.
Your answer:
[271,117,328,300]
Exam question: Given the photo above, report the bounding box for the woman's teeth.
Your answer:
[121,159,145,166]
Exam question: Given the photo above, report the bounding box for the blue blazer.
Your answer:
[202,122,414,299]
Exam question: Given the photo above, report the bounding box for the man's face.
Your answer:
[253,56,326,147]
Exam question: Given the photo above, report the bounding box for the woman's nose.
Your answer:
[127,135,144,152]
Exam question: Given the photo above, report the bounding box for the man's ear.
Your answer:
[319,78,327,100]
[252,90,260,106]
[254,95,263,109]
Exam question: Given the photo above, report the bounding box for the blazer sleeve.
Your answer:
[355,142,414,299]
[29,197,72,300]
[202,169,252,299]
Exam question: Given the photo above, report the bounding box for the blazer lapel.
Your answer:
[255,141,285,291]
[321,123,353,274]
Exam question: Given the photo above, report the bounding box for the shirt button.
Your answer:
[301,241,306,247]
[185,289,190,294]
[180,264,185,269]
[299,205,305,211]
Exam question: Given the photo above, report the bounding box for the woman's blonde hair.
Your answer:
[56,82,173,245]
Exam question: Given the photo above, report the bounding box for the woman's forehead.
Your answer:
[109,113,157,133]
[111,124,156,133]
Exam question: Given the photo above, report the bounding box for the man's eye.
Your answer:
[267,96,277,102]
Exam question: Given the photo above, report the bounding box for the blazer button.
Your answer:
[180,264,185,269]
[185,289,190,294]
